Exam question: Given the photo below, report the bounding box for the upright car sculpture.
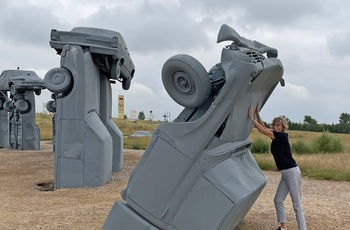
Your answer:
[103,24,285,230]
[45,27,135,189]
[0,69,45,150]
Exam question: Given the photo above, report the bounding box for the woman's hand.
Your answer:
[248,105,254,120]
[255,102,260,115]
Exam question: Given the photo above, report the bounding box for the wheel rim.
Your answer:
[162,54,211,108]
[173,72,195,95]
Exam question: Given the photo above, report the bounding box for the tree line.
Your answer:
[275,113,350,134]
[134,111,350,134]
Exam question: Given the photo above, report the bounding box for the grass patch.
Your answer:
[253,154,277,171]
[253,152,350,181]
[124,137,152,150]
[36,113,54,140]
[114,118,159,136]
[250,129,350,181]
[294,153,350,180]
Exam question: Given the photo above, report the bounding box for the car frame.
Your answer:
[0,69,46,95]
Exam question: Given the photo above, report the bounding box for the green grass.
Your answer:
[36,113,54,140]
[125,137,152,150]
[36,114,350,181]
[250,128,350,181]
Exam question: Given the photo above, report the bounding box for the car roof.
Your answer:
[1,70,38,78]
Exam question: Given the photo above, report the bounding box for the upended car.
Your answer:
[49,27,135,90]
[0,69,45,96]
[103,24,285,230]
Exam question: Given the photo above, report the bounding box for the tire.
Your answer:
[3,101,13,112]
[46,100,56,113]
[10,84,17,95]
[122,77,131,90]
[44,67,73,94]
[111,60,121,79]
[15,99,29,112]
[35,89,42,96]
[162,54,211,108]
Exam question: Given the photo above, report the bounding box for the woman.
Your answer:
[248,104,306,230]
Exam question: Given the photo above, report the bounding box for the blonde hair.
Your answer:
[272,116,288,131]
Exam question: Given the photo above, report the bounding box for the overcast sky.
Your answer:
[1,0,349,124]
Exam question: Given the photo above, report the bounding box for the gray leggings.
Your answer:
[274,166,306,230]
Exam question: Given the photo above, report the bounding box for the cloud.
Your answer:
[327,30,350,57]
[0,4,62,47]
[283,82,310,99]
[76,4,212,54]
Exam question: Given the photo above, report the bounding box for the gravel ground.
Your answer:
[1,141,349,230]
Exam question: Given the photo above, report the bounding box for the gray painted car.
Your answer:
[49,27,135,90]
[0,69,45,95]
[103,24,284,230]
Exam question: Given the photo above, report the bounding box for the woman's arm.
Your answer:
[255,102,266,128]
[248,104,275,139]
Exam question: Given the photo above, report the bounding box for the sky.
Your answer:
[1,0,349,124]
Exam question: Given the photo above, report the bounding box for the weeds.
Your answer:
[312,132,344,153]
[292,140,313,154]
[250,138,270,154]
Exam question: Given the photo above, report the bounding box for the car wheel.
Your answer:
[0,98,4,110]
[162,54,211,108]
[10,84,17,95]
[46,100,56,113]
[35,89,42,95]
[111,60,121,79]
[44,67,73,94]
[15,99,29,112]
[3,101,13,112]
[122,77,131,90]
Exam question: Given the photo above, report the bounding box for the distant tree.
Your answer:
[302,115,322,132]
[138,111,145,120]
[124,114,128,119]
[304,115,317,125]
[283,116,291,124]
[339,113,350,124]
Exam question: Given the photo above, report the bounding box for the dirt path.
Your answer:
[0,142,349,230]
